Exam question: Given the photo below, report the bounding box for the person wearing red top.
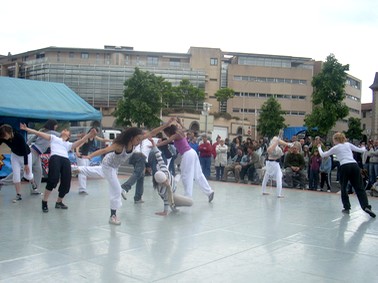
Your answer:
[211,135,221,159]
[198,134,212,179]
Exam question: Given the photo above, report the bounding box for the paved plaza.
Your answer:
[0,174,377,282]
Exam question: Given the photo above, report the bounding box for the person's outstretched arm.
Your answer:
[20,123,51,141]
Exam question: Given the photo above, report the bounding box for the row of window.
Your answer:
[234,92,306,100]
[346,77,361,90]
[232,108,306,116]
[234,75,307,85]
[237,56,313,70]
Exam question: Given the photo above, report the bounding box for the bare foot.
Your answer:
[155,211,168,216]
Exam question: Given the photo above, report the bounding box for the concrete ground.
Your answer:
[0,174,377,282]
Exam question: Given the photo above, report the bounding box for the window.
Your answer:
[69,52,75,58]
[170,58,180,67]
[81,53,89,59]
[210,58,218,66]
[36,53,45,59]
[147,56,159,66]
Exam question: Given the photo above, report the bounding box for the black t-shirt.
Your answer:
[0,131,31,164]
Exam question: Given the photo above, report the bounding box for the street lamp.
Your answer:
[202,102,212,134]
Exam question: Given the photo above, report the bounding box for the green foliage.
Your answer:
[213,112,232,120]
[169,79,205,110]
[214,88,234,102]
[344,117,363,141]
[304,54,349,136]
[257,97,286,138]
[114,68,172,128]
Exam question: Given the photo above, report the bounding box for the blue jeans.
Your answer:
[122,152,145,201]
[199,156,211,178]
[369,162,378,185]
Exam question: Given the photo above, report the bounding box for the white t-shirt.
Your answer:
[133,138,160,162]
[50,135,73,158]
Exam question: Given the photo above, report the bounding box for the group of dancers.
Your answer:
[1,117,214,225]
[0,118,375,226]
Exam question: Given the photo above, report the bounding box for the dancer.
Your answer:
[261,136,292,198]
[75,128,111,194]
[318,132,376,218]
[0,124,37,202]
[19,123,97,212]
[1,120,60,193]
[150,138,193,216]
[80,119,176,225]
[159,117,214,202]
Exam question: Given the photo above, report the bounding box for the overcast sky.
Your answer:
[2,0,377,103]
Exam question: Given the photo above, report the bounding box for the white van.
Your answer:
[102,129,121,146]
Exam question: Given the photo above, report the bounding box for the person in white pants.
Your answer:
[261,136,291,198]
[159,117,214,202]
[81,118,176,225]
[0,124,36,202]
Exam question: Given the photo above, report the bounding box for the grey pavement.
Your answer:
[0,173,377,282]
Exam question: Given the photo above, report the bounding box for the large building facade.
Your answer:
[0,45,362,139]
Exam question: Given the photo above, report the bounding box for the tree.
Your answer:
[114,67,172,128]
[257,97,286,138]
[214,87,234,112]
[344,117,363,141]
[171,79,205,110]
[304,54,349,136]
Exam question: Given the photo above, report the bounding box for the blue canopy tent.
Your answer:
[0,77,102,122]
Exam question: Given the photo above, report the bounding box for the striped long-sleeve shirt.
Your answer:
[152,146,176,211]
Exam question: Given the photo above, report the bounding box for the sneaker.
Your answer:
[29,183,41,195]
[134,199,145,204]
[208,191,214,203]
[42,200,49,213]
[12,194,22,203]
[364,207,376,218]
[121,189,127,200]
[327,189,331,193]
[55,202,68,209]
[342,209,350,214]
[78,190,89,195]
[71,165,80,175]
[109,215,121,225]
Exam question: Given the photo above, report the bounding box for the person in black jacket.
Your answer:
[0,124,37,202]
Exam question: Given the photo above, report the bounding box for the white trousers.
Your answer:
[180,148,213,197]
[78,165,122,210]
[77,157,90,189]
[261,160,283,196]
[10,153,34,183]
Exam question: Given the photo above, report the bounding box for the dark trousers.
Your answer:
[320,172,331,189]
[46,155,71,198]
[339,163,370,210]
[123,152,145,201]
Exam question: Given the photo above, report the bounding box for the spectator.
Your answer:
[284,142,306,189]
[240,145,261,184]
[319,153,332,192]
[198,134,212,179]
[222,147,243,183]
[214,139,228,181]
[309,149,321,190]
